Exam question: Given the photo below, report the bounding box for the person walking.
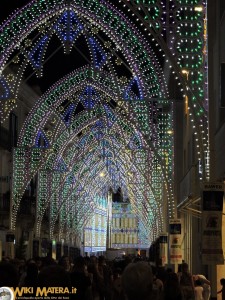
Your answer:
[193,274,210,300]
[177,263,195,300]
[218,278,225,300]
[163,272,182,300]
[121,261,154,300]
[194,279,203,300]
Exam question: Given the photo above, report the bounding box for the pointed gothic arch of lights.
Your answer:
[12,66,172,244]
[0,0,209,183]
[0,0,192,244]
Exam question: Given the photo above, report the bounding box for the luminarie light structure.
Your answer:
[0,0,207,247]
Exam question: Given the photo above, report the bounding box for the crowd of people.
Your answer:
[0,254,224,300]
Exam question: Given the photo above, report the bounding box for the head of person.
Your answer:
[34,256,43,270]
[58,255,70,271]
[121,261,153,300]
[193,275,198,281]
[26,261,39,277]
[195,279,202,286]
[73,256,87,272]
[220,278,225,286]
[98,255,106,266]
[37,265,71,287]
[181,262,189,273]
[166,272,179,284]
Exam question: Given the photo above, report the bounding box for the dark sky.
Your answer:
[0,1,169,96]
[0,0,30,24]
[0,0,92,93]
[0,0,134,95]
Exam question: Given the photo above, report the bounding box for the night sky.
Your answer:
[0,0,93,93]
[0,0,31,24]
[0,1,170,96]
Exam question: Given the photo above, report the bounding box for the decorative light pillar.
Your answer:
[106,191,112,249]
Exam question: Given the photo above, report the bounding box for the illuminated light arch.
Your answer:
[35,105,164,239]
[18,67,125,147]
[0,0,169,122]
[1,0,177,244]
[47,131,160,238]
[13,80,169,244]
[56,158,160,243]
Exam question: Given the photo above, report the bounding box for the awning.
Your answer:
[177,196,201,218]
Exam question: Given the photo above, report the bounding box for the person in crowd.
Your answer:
[194,279,203,300]
[34,256,43,272]
[18,258,26,279]
[112,267,124,300]
[97,255,113,300]
[37,264,71,298]
[152,267,164,300]
[218,278,225,300]
[177,262,195,300]
[87,255,104,300]
[18,261,38,296]
[58,255,71,272]
[18,258,36,286]
[163,272,182,300]
[166,267,173,274]
[70,256,92,300]
[0,261,19,288]
[121,261,154,300]
[41,253,57,267]
[23,261,39,288]
[193,274,210,300]
[157,267,168,285]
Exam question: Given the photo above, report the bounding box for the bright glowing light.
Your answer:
[194,6,203,12]
[181,69,189,75]
[167,130,173,135]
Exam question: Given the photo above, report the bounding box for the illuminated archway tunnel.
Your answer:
[12,66,172,245]
[0,0,207,247]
